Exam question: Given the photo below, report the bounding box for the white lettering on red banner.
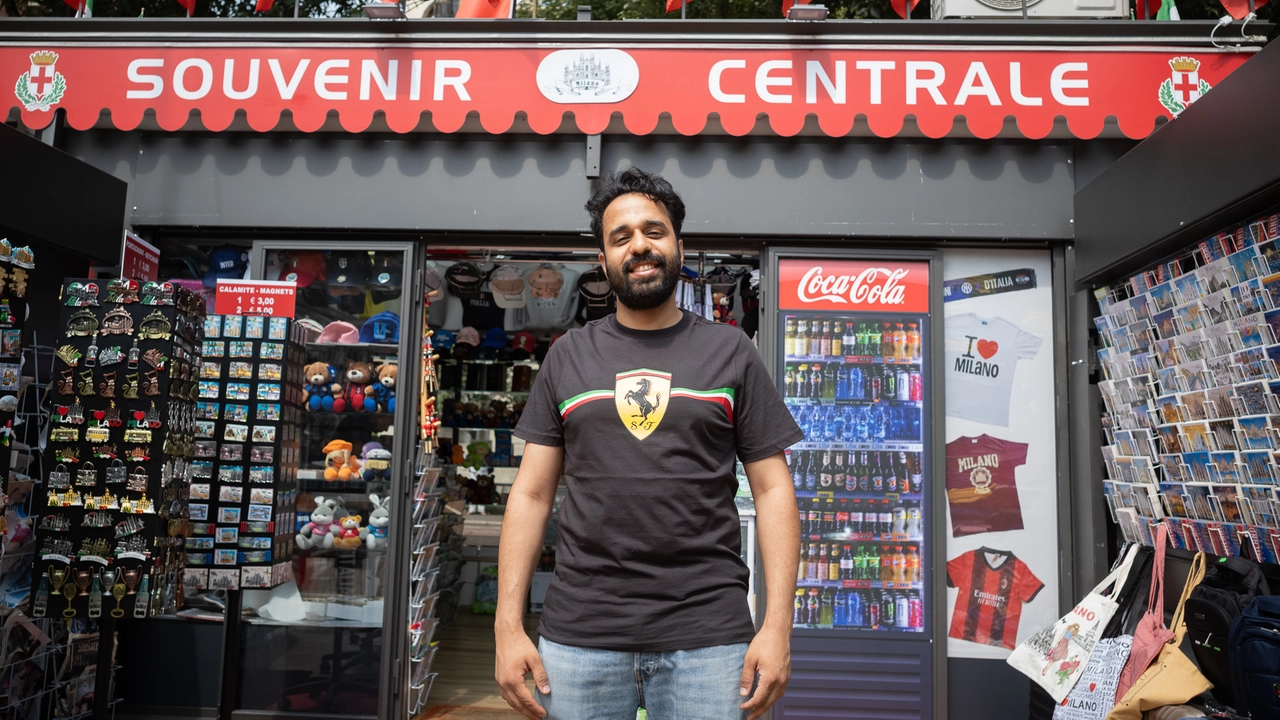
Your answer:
[0,46,1253,139]
[798,265,909,306]
[779,259,929,313]
[214,279,297,318]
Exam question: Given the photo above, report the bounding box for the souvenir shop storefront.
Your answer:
[0,16,1269,720]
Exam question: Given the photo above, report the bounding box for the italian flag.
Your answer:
[559,390,612,419]
[671,387,735,423]
[65,0,92,16]
[1155,0,1180,19]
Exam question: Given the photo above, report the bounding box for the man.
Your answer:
[495,167,803,720]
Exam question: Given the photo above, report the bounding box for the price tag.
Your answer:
[214,279,297,318]
[121,231,160,283]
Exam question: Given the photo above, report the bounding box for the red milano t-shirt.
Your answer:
[947,548,1044,650]
[945,434,1029,538]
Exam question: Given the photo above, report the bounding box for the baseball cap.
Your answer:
[263,250,289,282]
[370,253,403,290]
[282,252,327,288]
[489,265,527,309]
[528,265,565,300]
[479,327,508,350]
[510,331,536,353]
[456,327,481,347]
[203,245,249,288]
[433,329,457,350]
[297,317,325,343]
[317,321,360,345]
[578,268,615,320]
[424,264,444,301]
[328,252,371,290]
[445,262,485,300]
[359,312,400,344]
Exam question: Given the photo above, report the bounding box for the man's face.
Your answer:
[599,193,683,311]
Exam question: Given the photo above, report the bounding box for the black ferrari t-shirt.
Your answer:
[515,310,802,652]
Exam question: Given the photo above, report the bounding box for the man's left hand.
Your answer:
[739,626,791,720]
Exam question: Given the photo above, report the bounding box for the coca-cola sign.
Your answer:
[778,258,929,312]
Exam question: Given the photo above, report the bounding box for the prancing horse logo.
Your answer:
[615,369,670,440]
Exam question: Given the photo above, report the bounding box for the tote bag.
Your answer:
[1115,523,1175,702]
[1008,544,1140,703]
[1106,553,1212,720]
[1051,636,1134,720]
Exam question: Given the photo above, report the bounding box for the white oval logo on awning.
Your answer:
[536,49,639,105]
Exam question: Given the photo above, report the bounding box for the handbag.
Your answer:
[1009,544,1141,703]
[1106,553,1212,720]
[1051,636,1134,720]
[1115,524,1176,702]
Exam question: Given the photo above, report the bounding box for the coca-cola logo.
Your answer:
[797,266,909,305]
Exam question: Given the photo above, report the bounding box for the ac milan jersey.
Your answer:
[947,548,1043,650]
[945,434,1029,538]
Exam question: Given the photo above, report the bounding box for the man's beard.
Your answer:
[604,250,682,311]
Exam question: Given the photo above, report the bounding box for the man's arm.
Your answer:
[494,441,563,720]
[739,451,800,720]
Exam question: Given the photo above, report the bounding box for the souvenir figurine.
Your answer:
[295,496,340,550]
[372,362,397,413]
[302,362,340,412]
[332,514,364,549]
[332,361,376,413]
[361,443,392,482]
[365,494,390,550]
[322,440,361,482]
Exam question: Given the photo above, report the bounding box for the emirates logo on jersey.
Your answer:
[797,266,908,306]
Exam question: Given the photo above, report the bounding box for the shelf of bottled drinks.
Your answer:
[783,314,928,634]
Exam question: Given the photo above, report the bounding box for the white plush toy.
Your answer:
[364,494,390,550]
[296,496,341,550]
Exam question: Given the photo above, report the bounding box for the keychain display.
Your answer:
[30,279,205,619]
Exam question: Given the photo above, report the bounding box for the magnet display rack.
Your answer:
[184,315,305,592]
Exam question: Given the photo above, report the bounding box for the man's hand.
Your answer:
[739,626,791,720]
[495,625,551,720]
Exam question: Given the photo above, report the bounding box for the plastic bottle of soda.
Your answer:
[880,545,893,582]
[807,588,820,625]
[820,589,834,626]
[794,588,805,624]
[833,587,847,626]
[840,544,854,580]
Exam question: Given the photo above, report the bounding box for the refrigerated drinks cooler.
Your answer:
[765,251,943,720]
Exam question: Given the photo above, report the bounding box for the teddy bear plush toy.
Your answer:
[372,362,397,413]
[323,439,361,482]
[302,362,341,412]
[332,514,364,549]
[332,360,376,413]
[296,496,340,550]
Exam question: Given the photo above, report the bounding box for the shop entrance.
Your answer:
[418,244,762,718]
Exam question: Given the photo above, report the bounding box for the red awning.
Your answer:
[2,45,1254,139]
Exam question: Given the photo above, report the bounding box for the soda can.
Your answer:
[909,593,923,628]
[909,371,923,402]
[895,594,910,628]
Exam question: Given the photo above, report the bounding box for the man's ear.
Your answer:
[598,251,607,276]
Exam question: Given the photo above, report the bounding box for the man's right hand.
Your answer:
[495,625,551,719]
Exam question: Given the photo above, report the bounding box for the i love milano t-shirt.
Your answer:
[946,434,1029,537]
[947,548,1043,650]
[945,313,1042,427]
[515,311,803,652]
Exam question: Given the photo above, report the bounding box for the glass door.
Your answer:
[236,241,420,720]
[781,310,927,632]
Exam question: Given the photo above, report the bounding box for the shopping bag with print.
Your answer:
[1114,523,1175,702]
[1052,636,1134,720]
[1106,553,1212,720]
[1008,544,1140,703]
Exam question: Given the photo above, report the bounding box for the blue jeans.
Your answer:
[536,637,751,720]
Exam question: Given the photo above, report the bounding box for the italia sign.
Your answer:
[4,46,1250,138]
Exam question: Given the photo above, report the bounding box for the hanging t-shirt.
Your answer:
[461,291,507,332]
[945,313,1042,427]
[947,548,1043,650]
[515,310,803,652]
[946,434,1029,537]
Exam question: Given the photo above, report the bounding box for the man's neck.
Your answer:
[614,296,684,331]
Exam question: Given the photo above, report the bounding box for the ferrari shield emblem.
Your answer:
[615,369,670,440]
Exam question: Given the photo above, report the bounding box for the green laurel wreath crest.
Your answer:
[1158,78,1184,116]
[14,71,66,112]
